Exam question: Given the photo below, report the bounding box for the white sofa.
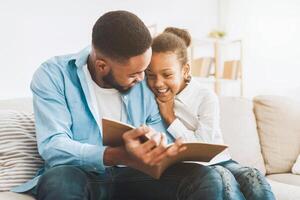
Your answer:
[0,96,300,199]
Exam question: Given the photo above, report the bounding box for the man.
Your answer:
[14,11,223,200]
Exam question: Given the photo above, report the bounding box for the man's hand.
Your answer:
[122,125,186,167]
[156,98,176,125]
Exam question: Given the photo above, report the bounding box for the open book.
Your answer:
[102,117,228,179]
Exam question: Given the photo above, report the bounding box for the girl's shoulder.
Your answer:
[189,79,217,98]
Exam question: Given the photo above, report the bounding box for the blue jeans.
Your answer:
[212,160,275,200]
[32,163,223,200]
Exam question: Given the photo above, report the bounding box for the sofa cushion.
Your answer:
[219,97,266,175]
[254,95,300,174]
[0,192,35,200]
[267,173,300,187]
[292,154,300,175]
[0,110,43,192]
[267,179,300,200]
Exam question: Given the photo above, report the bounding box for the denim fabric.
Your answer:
[31,163,223,200]
[212,160,275,200]
[211,165,246,200]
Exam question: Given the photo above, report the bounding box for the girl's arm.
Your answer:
[166,92,221,143]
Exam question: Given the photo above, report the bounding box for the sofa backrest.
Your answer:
[219,97,266,175]
[0,97,268,174]
[0,98,33,113]
[0,99,39,191]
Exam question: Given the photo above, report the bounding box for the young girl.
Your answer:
[146,27,275,200]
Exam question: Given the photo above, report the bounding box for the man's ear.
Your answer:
[95,59,110,75]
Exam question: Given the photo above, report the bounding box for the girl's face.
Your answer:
[146,52,189,102]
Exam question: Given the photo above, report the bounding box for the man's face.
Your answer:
[104,48,152,93]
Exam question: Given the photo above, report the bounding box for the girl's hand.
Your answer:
[156,97,176,125]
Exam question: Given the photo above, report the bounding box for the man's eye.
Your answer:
[164,74,173,77]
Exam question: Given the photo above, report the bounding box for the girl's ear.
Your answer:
[183,63,191,83]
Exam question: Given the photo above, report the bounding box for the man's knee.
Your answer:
[37,165,89,199]
[38,165,88,187]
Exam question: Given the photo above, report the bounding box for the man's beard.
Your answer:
[103,70,132,94]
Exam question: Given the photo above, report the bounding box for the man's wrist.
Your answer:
[103,146,132,166]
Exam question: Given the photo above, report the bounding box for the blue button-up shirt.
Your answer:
[12,47,172,193]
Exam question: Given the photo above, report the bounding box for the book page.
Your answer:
[102,117,149,146]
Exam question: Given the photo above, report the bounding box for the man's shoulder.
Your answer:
[31,51,82,92]
[38,47,90,73]
[31,54,74,87]
[40,53,75,72]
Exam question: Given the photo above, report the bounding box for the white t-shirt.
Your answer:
[84,65,127,167]
[83,65,127,128]
[92,81,123,121]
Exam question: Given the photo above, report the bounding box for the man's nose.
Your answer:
[135,72,145,83]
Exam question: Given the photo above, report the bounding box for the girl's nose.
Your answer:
[154,77,164,88]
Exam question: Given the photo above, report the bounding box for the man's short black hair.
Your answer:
[92,10,152,62]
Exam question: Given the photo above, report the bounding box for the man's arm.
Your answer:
[103,146,131,166]
[31,64,106,172]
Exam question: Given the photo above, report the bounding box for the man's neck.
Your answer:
[87,55,112,89]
